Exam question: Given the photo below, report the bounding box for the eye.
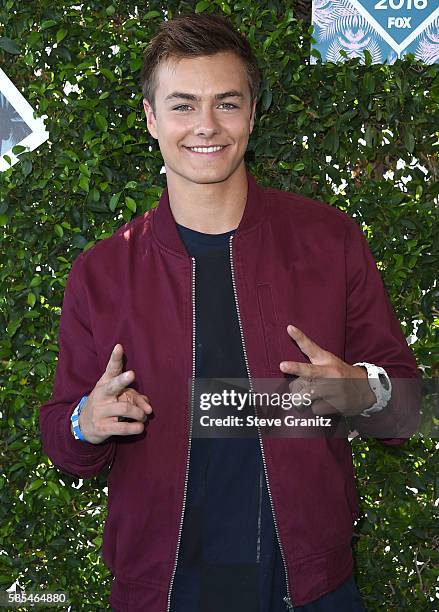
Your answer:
[172,103,239,111]
[173,104,192,112]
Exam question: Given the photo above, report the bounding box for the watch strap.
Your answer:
[354,363,392,417]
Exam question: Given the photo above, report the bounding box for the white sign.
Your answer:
[0,67,48,171]
[312,0,439,64]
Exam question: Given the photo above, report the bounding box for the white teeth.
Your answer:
[188,146,224,153]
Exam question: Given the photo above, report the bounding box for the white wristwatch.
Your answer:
[353,362,392,417]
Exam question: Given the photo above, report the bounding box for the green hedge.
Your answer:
[0,1,437,610]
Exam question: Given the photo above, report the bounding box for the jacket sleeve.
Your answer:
[39,253,116,478]
[342,216,422,443]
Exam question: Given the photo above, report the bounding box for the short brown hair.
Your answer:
[140,13,261,114]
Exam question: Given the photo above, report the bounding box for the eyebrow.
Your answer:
[165,90,245,102]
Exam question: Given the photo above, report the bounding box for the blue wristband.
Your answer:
[70,395,88,441]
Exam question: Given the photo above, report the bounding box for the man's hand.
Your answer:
[74,344,152,444]
[280,325,376,417]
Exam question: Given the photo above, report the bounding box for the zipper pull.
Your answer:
[283,595,294,610]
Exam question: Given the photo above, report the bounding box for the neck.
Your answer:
[165,163,248,234]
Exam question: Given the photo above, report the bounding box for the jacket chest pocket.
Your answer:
[257,284,283,375]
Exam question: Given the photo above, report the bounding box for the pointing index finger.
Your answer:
[92,345,138,403]
[102,344,124,380]
[287,325,322,361]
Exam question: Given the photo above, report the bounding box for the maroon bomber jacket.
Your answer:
[39,169,421,611]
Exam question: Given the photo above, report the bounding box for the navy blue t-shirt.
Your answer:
[170,224,288,612]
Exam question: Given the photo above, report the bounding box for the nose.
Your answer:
[193,105,220,138]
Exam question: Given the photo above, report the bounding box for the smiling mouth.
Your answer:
[184,145,228,154]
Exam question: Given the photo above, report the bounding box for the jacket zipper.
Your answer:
[166,256,196,612]
[229,234,295,611]
[256,466,263,563]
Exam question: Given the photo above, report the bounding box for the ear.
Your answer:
[143,98,158,140]
[249,98,257,134]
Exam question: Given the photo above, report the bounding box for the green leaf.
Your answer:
[57,47,71,62]
[27,479,44,492]
[127,112,136,128]
[79,163,91,176]
[365,125,375,148]
[262,89,273,111]
[286,103,304,113]
[11,144,26,155]
[0,37,20,54]
[363,72,375,95]
[195,0,210,13]
[125,196,137,212]
[30,276,42,287]
[144,11,162,19]
[293,162,305,171]
[79,176,90,192]
[323,129,339,154]
[100,68,115,82]
[21,159,32,177]
[24,51,34,66]
[109,192,121,212]
[402,128,415,154]
[54,224,64,238]
[56,28,68,43]
[27,293,36,308]
[6,319,21,337]
[47,481,60,495]
[122,208,133,222]
[27,31,41,46]
[95,114,108,131]
[363,49,373,67]
[41,19,57,29]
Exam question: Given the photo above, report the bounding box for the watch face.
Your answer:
[378,372,390,391]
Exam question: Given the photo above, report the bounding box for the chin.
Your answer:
[181,168,233,184]
[188,175,229,185]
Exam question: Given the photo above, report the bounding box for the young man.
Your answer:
[39,13,420,612]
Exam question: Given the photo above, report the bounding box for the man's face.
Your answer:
[143,52,256,185]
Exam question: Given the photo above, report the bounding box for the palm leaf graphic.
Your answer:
[314,0,373,42]
[414,17,439,64]
[327,36,381,63]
